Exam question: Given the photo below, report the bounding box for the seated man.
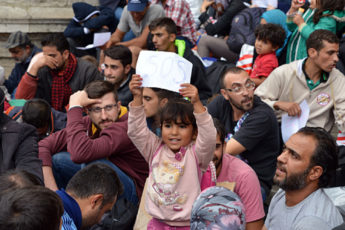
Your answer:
[57,163,122,230]
[15,33,102,112]
[106,0,165,49]
[39,80,148,205]
[207,66,280,200]
[64,2,116,57]
[149,17,212,103]
[151,0,198,47]
[213,119,265,230]
[103,45,134,107]
[0,187,64,230]
[264,127,343,229]
[3,31,41,95]
[5,98,67,140]
[255,29,345,133]
[0,89,43,183]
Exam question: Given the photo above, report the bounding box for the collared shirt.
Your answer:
[152,0,198,44]
[302,59,329,90]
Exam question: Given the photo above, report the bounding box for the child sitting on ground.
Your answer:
[128,74,216,229]
[250,23,286,86]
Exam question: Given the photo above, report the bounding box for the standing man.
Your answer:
[39,80,148,205]
[264,127,343,229]
[15,33,102,112]
[255,29,345,133]
[149,17,212,103]
[207,66,280,200]
[103,45,134,107]
[3,31,41,95]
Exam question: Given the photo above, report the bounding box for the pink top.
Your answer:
[127,104,216,226]
[217,154,265,222]
[250,52,278,79]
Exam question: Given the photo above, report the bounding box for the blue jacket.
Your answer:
[4,45,41,94]
[57,190,82,230]
[64,2,115,44]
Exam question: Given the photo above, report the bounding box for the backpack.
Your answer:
[226,7,266,54]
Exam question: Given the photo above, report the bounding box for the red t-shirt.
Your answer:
[250,52,278,79]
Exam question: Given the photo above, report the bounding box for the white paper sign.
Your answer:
[77,32,111,50]
[136,51,193,93]
[281,100,310,143]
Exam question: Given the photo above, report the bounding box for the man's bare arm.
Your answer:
[225,138,246,155]
[118,26,150,48]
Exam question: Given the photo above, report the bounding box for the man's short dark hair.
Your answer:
[0,187,64,230]
[220,66,247,89]
[104,45,132,67]
[41,33,70,53]
[306,30,339,53]
[85,80,118,102]
[213,118,225,143]
[150,87,182,101]
[297,127,338,188]
[66,163,123,207]
[254,23,286,48]
[22,99,51,130]
[149,17,177,35]
[0,170,41,198]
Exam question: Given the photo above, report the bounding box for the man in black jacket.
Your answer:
[103,45,134,107]
[0,89,43,183]
[148,17,212,103]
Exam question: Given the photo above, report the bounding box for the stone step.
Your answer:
[0,0,100,77]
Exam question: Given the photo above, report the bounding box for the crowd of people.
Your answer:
[0,0,345,229]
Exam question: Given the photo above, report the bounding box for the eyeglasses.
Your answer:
[225,80,256,94]
[88,104,117,114]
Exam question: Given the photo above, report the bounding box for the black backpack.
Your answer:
[226,7,266,54]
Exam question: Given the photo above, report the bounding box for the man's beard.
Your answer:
[229,96,253,112]
[274,167,311,191]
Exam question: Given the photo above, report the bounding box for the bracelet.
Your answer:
[27,72,37,79]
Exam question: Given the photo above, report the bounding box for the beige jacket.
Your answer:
[255,59,345,132]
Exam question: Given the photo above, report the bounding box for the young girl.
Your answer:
[286,0,345,63]
[128,75,216,229]
[143,87,181,136]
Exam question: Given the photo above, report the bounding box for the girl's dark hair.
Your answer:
[160,98,197,131]
[313,0,345,24]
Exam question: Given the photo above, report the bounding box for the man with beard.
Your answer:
[3,31,41,95]
[207,66,280,200]
[148,17,212,104]
[103,45,133,107]
[255,30,345,134]
[15,33,102,112]
[263,127,343,230]
[39,80,148,206]
[212,118,265,230]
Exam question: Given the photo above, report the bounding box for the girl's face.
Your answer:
[143,88,160,118]
[161,118,195,153]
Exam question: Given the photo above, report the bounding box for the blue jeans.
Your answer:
[114,7,136,42]
[52,152,138,205]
